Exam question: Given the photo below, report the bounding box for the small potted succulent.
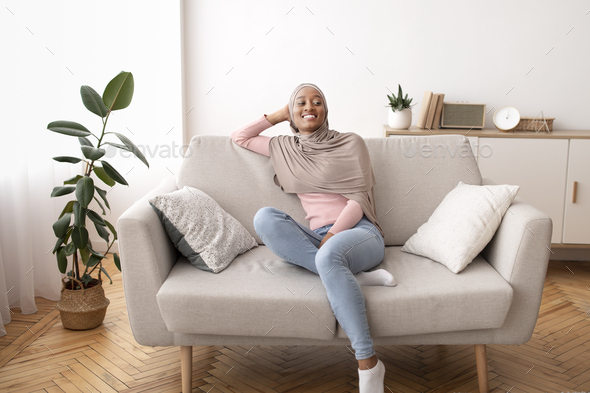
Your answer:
[48,71,149,330]
[386,84,416,130]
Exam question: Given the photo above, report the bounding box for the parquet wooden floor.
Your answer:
[0,257,589,392]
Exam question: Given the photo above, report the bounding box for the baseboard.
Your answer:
[549,246,590,261]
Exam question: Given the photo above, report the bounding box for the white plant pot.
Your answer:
[388,108,412,130]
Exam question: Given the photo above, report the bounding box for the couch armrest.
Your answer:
[117,175,179,346]
[480,178,553,344]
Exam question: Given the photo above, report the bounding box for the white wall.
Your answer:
[1,1,183,253]
[3,0,589,256]
[182,0,590,141]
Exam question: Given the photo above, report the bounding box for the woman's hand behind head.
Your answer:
[266,104,290,125]
[280,103,290,123]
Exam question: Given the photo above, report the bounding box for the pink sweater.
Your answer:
[230,114,364,235]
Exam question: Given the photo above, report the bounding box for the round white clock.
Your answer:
[493,106,521,132]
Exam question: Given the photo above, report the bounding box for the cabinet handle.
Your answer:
[572,181,578,203]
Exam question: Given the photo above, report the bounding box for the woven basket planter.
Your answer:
[57,276,110,330]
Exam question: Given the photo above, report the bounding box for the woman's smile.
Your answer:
[293,86,325,135]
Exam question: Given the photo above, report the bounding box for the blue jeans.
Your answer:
[253,206,385,360]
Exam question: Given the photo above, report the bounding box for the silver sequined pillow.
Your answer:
[149,186,257,273]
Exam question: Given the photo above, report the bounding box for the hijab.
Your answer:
[267,83,384,238]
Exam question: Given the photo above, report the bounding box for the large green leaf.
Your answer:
[81,146,105,161]
[86,245,106,259]
[51,186,76,197]
[54,227,73,254]
[59,200,76,218]
[53,233,66,254]
[102,71,134,111]
[100,266,113,284]
[94,187,111,211]
[78,136,94,147]
[100,161,128,186]
[57,247,68,274]
[80,246,90,264]
[47,121,91,137]
[73,201,87,227]
[113,133,149,168]
[63,175,83,185]
[105,220,117,240]
[64,241,76,256]
[94,222,110,243]
[52,213,71,238]
[71,226,89,249]
[93,196,106,215]
[80,85,109,118]
[113,253,121,271]
[53,156,83,164]
[102,141,128,150]
[75,176,94,208]
[80,273,94,286]
[87,209,106,226]
[94,166,116,187]
[87,254,103,268]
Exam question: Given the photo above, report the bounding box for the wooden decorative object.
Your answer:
[514,111,554,132]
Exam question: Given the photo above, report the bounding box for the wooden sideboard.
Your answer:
[384,126,590,139]
[384,125,590,254]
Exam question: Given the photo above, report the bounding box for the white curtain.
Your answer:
[0,131,69,337]
[1,4,76,334]
[0,1,87,336]
[1,0,183,337]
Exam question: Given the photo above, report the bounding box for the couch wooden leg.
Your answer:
[474,344,489,393]
[181,346,192,393]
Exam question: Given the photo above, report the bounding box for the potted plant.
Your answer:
[386,84,416,130]
[48,71,149,330]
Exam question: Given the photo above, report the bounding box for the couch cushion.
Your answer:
[156,246,337,340]
[176,135,481,247]
[176,136,307,246]
[366,135,481,246]
[336,247,513,339]
[157,245,512,341]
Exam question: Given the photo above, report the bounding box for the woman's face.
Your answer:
[292,87,326,135]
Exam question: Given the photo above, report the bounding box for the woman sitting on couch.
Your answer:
[231,82,395,393]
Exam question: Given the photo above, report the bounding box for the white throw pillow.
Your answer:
[149,186,258,273]
[401,181,520,273]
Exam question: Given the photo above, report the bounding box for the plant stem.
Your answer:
[85,110,112,177]
[86,238,114,277]
[81,110,116,284]
[73,251,79,289]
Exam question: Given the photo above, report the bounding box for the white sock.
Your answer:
[355,269,397,287]
[358,358,385,393]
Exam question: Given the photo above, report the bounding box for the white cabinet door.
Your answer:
[563,139,590,244]
[477,138,568,244]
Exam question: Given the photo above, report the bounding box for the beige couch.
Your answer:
[117,134,552,393]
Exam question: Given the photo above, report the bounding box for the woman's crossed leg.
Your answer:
[253,206,385,360]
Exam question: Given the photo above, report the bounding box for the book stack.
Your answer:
[416,91,445,130]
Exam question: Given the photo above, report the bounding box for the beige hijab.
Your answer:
[267,83,384,238]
